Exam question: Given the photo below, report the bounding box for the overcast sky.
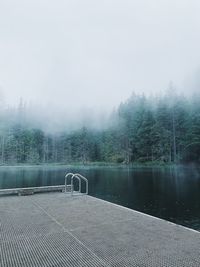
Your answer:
[0,0,200,111]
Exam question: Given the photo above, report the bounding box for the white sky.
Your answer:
[0,0,200,111]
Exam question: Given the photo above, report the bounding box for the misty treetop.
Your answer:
[0,92,200,165]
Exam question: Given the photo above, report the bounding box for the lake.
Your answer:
[0,165,200,231]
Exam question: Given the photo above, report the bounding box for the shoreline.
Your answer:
[0,162,198,169]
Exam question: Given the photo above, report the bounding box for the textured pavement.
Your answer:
[0,193,200,266]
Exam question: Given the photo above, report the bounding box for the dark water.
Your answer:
[0,165,200,231]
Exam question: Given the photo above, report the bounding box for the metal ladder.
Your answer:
[65,173,88,196]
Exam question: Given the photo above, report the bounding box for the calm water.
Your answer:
[0,165,200,231]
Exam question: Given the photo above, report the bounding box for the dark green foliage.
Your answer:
[0,92,200,164]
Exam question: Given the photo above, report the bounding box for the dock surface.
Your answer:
[1,192,200,267]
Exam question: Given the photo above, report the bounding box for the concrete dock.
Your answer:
[1,192,200,267]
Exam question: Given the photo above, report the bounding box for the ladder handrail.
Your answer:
[72,173,88,195]
[65,172,88,195]
[65,173,81,193]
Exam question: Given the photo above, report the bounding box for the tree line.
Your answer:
[0,91,200,165]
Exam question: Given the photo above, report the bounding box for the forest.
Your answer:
[0,91,200,165]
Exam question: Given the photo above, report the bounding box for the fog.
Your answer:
[0,0,200,115]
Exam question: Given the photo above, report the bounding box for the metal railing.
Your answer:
[65,173,88,195]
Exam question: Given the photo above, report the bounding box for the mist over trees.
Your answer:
[0,91,200,165]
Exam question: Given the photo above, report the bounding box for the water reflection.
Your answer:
[0,165,200,230]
